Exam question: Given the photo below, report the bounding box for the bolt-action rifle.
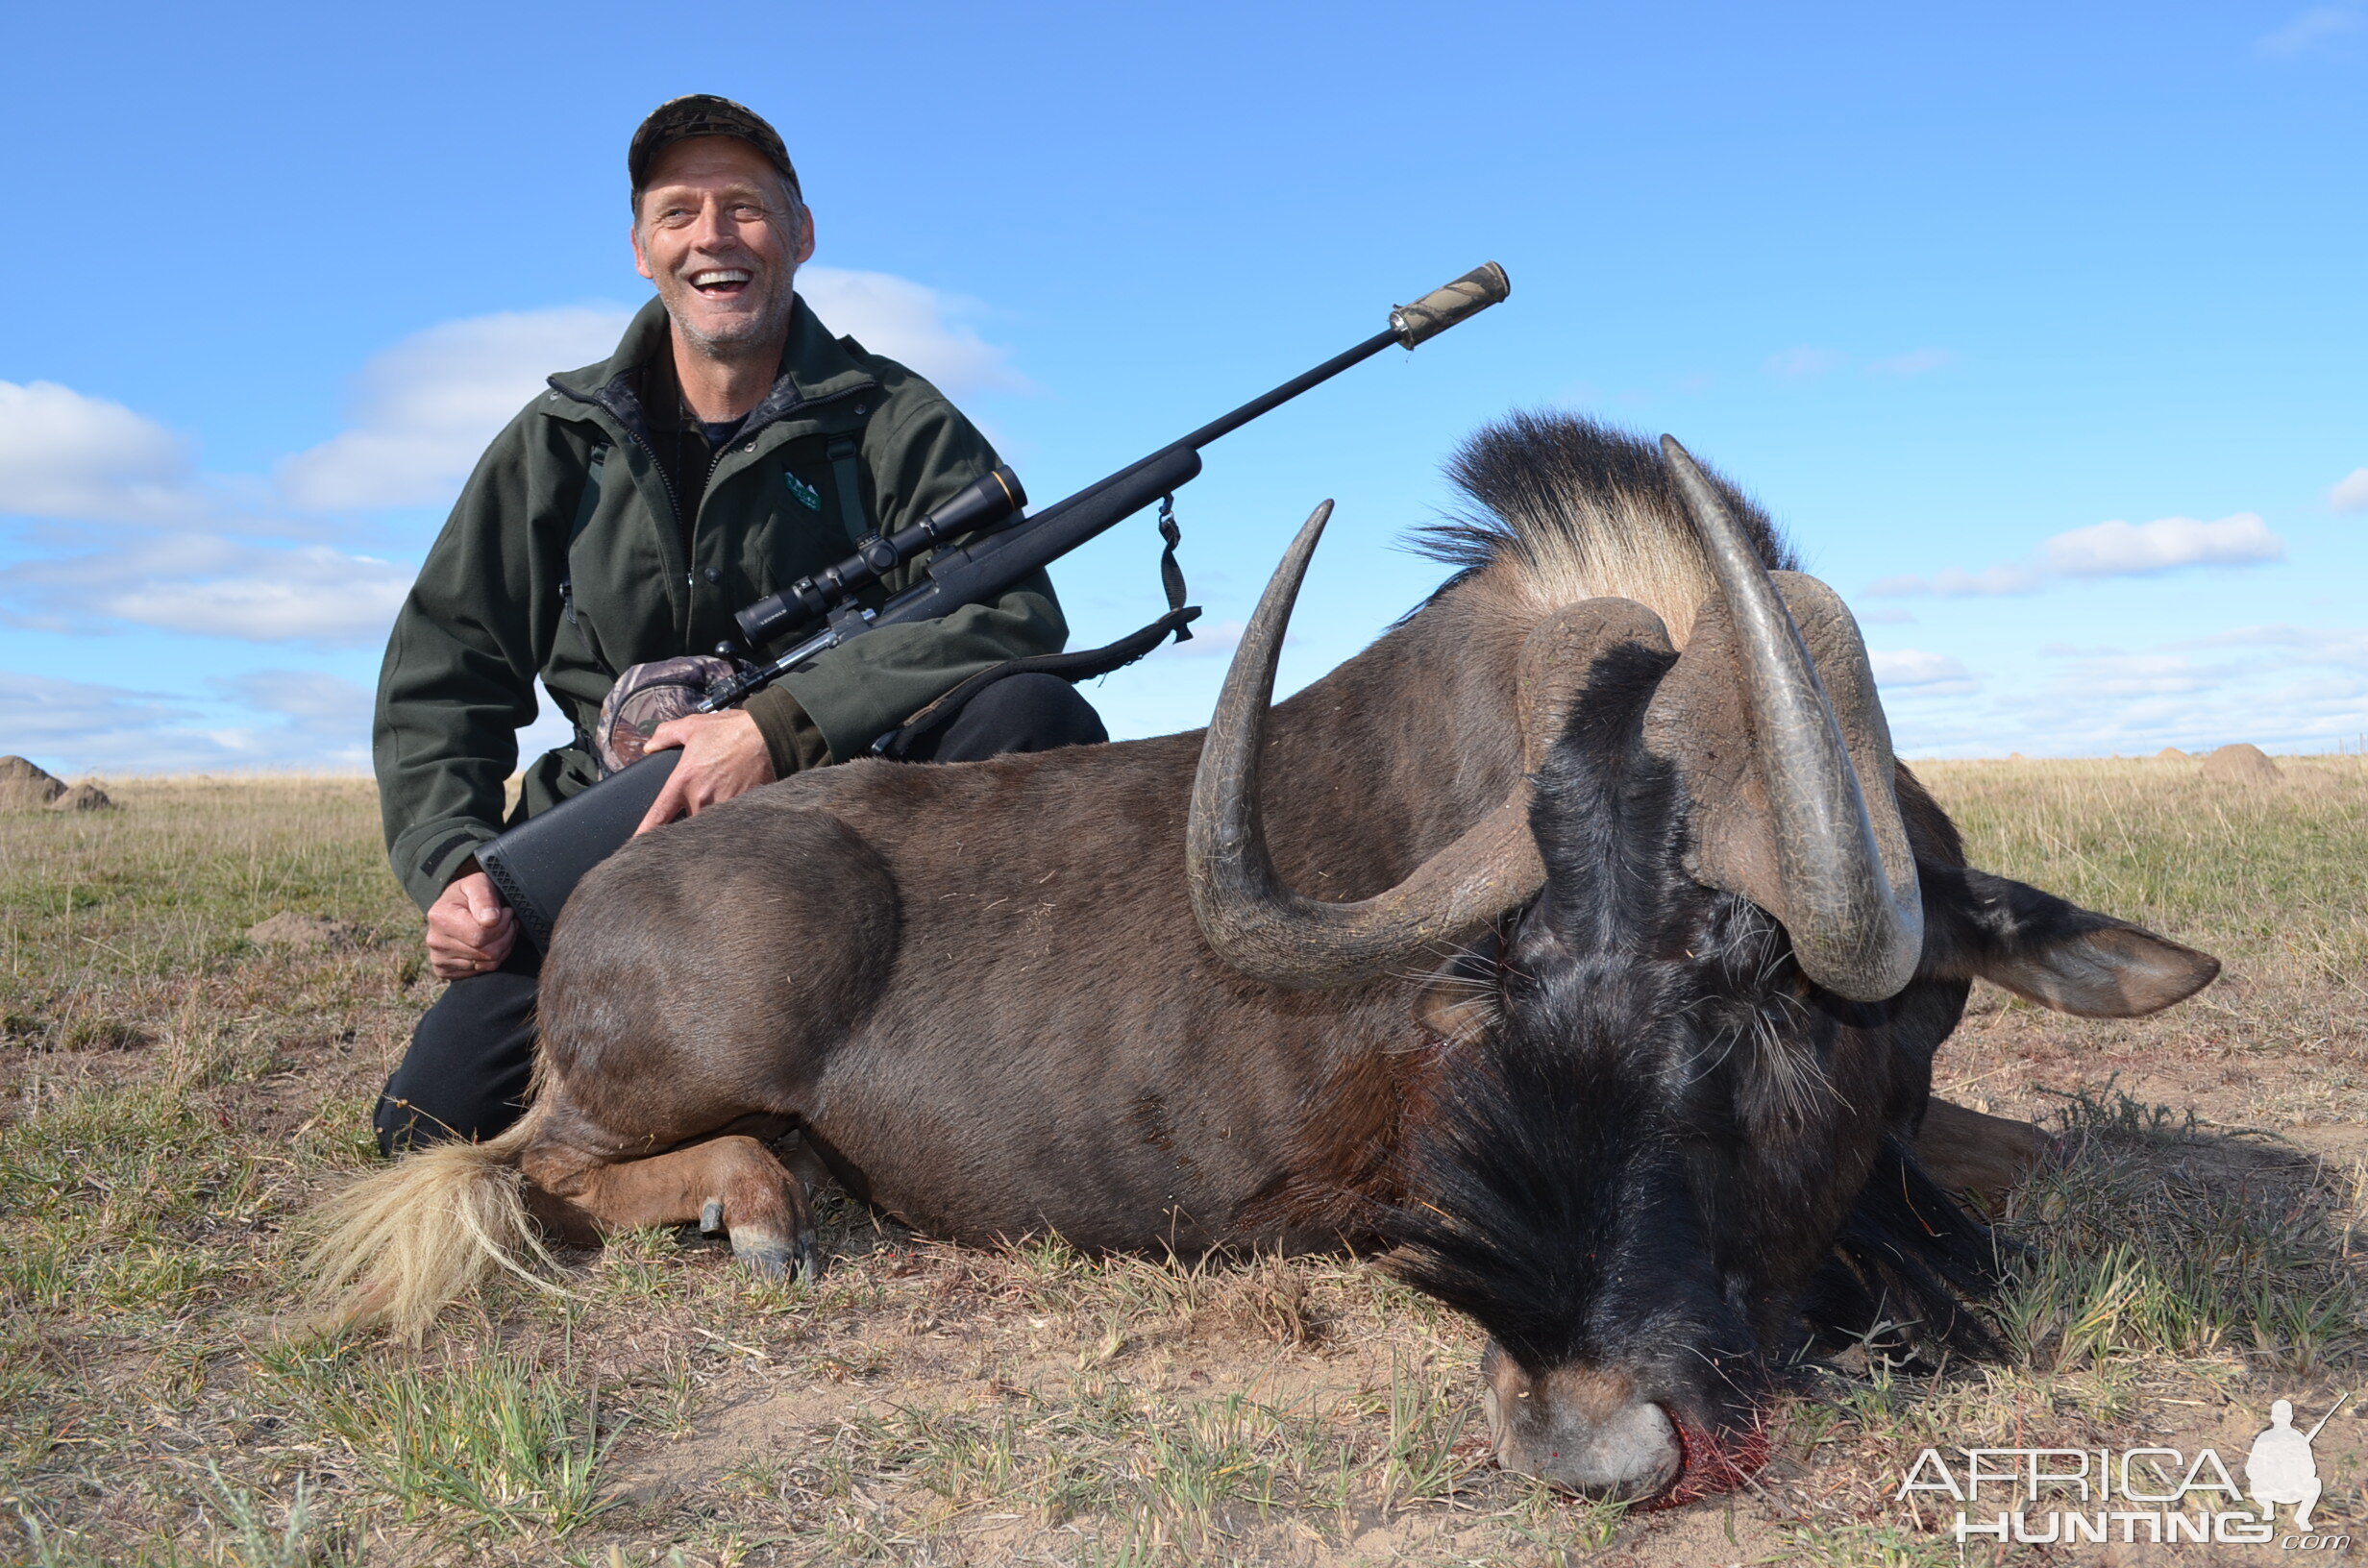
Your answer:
[478,262,1512,948]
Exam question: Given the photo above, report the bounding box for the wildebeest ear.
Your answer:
[1414,928,1504,1047]
[1925,866,2220,1017]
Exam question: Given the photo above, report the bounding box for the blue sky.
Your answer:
[1,1,2361,773]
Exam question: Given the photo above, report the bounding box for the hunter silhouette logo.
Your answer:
[1894,1391,2354,1548]
[2248,1393,2347,1531]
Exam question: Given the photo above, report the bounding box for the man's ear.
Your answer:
[1924,866,2220,1018]
[629,218,655,282]
[793,206,817,265]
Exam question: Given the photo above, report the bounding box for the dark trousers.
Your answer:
[375,673,1107,1155]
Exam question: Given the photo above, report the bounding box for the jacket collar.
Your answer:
[546,293,878,445]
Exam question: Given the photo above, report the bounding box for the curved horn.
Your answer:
[1659,436,1922,1001]
[1187,502,1546,989]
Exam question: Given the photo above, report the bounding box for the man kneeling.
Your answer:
[373,95,1099,1153]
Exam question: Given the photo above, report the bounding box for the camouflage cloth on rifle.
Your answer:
[592,655,737,776]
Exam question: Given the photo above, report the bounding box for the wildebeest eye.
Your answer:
[1411,931,1507,1048]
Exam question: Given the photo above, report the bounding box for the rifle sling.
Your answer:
[826,434,868,544]
[876,604,1201,761]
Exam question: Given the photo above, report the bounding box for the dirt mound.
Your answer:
[244,912,359,949]
[2202,743,2281,784]
[2156,746,2190,760]
[52,782,113,811]
[0,755,64,810]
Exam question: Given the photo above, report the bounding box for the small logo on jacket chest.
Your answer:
[785,473,823,511]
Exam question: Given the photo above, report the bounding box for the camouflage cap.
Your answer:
[629,94,801,202]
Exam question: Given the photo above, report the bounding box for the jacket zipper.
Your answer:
[617,424,685,534]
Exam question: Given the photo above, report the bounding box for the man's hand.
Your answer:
[428,869,516,979]
[635,707,777,834]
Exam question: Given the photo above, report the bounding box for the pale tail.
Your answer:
[297,1111,563,1341]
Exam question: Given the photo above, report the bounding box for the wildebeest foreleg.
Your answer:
[1915,1097,2047,1213]
[521,1135,816,1282]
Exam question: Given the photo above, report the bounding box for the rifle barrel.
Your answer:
[1173,327,1401,456]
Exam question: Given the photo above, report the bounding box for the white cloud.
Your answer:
[1765,347,1843,381]
[222,669,371,727]
[0,669,372,774]
[0,268,1026,657]
[0,274,1036,769]
[277,306,631,512]
[100,548,413,644]
[2041,513,2283,576]
[2042,650,2213,698]
[0,671,183,752]
[1868,513,2283,597]
[0,534,412,647]
[1870,649,1977,693]
[272,277,1022,514]
[1865,349,1954,377]
[168,669,559,774]
[1883,621,2368,759]
[1856,605,1916,625]
[0,381,201,525]
[216,671,375,765]
[2256,6,2358,55]
[799,266,1027,397]
[2330,467,2368,512]
[2183,624,2368,665]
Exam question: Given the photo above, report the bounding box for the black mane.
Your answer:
[1381,623,2002,1376]
[1801,1139,2004,1362]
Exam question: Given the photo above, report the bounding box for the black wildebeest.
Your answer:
[310,413,2216,1505]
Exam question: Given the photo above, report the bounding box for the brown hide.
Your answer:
[535,576,1546,1252]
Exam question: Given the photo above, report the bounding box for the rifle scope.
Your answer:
[733,464,1026,649]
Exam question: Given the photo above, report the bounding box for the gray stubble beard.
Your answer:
[669,262,799,366]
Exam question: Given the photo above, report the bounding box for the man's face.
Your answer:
[630,136,814,358]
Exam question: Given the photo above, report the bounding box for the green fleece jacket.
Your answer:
[373,295,1065,911]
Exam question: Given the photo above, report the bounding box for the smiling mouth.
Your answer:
[689,268,753,297]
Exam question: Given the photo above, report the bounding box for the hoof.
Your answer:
[732,1230,819,1285]
[700,1198,725,1237]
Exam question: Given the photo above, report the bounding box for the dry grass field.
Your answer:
[2,757,2364,1565]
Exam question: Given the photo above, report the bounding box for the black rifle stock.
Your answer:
[478,262,1511,949]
